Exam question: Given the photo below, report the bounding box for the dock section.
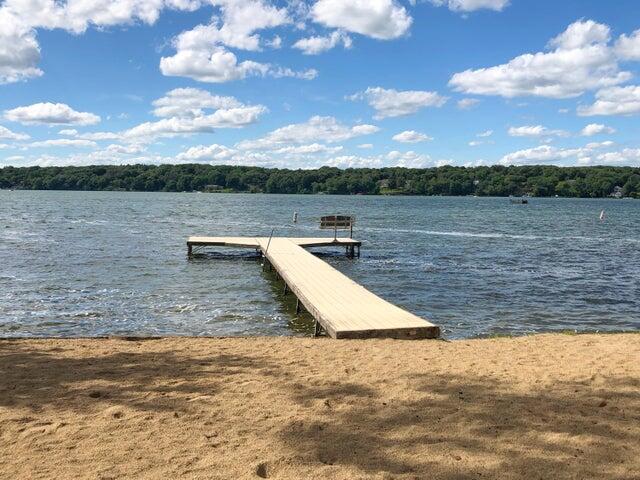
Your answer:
[187,236,439,340]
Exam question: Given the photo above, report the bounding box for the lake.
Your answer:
[1,190,638,339]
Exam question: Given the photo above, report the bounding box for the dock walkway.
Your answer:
[187,236,439,340]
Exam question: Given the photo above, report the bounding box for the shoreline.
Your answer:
[1,333,638,479]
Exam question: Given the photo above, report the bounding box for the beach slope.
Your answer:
[1,334,638,479]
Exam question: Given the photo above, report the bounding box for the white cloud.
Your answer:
[615,29,640,60]
[0,0,201,83]
[476,129,493,137]
[457,98,480,110]
[548,18,610,50]
[580,123,615,136]
[160,46,269,83]
[237,116,379,150]
[0,125,30,140]
[508,125,568,138]
[152,87,242,118]
[349,86,447,119]
[499,141,614,165]
[311,0,412,40]
[123,105,267,142]
[159,1,315,83]
[392,130,432,143]
[29,139,97,148]
[385,150,433,167]
[78,132,123,141]
[578,85,640,116]
[449,20,631,98]
[272,143,343,155]
[428,0,510,12]
[357,143,373,149]
[176,144,237,163]
[0,10,42,84]
[469,140,483,146]
[293,31,352,55]
[58,128,78,136]
[589,148,640,166]
[4,102,100,126]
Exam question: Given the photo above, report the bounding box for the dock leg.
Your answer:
[187,244,193,258]
[314,320,322,337]
[295,298,301,314]
[283,283,288,295]
[357,245,360,257]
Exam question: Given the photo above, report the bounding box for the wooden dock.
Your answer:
[187,236,440,340]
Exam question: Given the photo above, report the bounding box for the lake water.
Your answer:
[1,190,638,339]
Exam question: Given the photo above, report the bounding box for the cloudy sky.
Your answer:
[1,0,640,169]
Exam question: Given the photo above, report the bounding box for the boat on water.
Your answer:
[509,196,529,204]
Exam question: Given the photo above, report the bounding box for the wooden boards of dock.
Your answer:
[187,236,440,340]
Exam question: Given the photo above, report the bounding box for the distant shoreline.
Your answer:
[2,187,639,199]
[2,164,639,198]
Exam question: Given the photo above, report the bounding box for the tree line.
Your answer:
[1,164,639,198]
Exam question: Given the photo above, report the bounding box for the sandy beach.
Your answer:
[0,334,638,479]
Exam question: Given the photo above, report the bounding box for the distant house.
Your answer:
[377,179,390,189]
[610,186,623,199]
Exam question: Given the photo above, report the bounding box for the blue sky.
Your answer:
[1,0,640,169]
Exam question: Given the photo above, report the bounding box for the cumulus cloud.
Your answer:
[176,144,238,163]
[427,0,510,12]
[508,125,568,138]
[590,148,640,166]
[29,138,97,148]
[293,31,352,55]
[392,130,432,143]
[0,0,201,83]
[580,123,615,136]
[449,20,632,98]
[152,88,243,118]
[0,10,42,84]
[159,0,315,83]
[0,125,30,141]
[457,98,480,110]
[4,103,100,126]
[499,141,614,165]
[476,130,493,137]
[123,105,266,142]
[349,87,447,119]
[578,85,640,116]
[311,0,412,40]
[615,29,640,60]
[237,116,379,150]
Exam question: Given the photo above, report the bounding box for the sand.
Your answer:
[0,334,638,480]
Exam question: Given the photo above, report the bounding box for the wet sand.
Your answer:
[0,334,638,479]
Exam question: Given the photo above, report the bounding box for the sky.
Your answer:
[1,0,640,170]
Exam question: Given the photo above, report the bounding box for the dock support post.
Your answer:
[314,320,322,337]
[283,283,288,295]
[187,244,193,258]
[295,298,301,314]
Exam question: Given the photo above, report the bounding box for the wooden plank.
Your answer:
[187,235,439,339]
[257,238,439,340]
[187,236,360,249]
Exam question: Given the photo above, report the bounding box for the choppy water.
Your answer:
[1,190,638,339]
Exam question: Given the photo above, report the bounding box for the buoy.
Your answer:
[293,211,298,223]
[599,209,605,221]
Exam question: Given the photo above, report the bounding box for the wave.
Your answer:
[362,227,640,243]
